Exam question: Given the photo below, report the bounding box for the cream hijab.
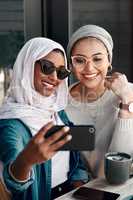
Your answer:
[0,37,68,135]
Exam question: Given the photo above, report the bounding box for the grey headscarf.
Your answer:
[67,24,113,63]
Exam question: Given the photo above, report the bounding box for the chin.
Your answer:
[81,80,100,89]
[41,89,55,97]
[82,75,104,87]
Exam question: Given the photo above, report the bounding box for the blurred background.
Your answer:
[0,0,133,104]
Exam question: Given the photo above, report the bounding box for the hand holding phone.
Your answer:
[45,125,95,151]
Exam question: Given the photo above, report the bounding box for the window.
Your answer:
[0,0,24,101]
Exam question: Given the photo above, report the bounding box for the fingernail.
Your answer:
[67,135,72,141]
[63,126,70,132]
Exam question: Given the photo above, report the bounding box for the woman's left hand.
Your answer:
[105,72,133,103]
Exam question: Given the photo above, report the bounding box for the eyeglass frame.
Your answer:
[71,53,109,69]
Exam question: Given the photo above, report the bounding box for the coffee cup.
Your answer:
[104,152,132,184]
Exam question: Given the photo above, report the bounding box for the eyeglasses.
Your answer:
[71,54,108,69]
[37,59,71,80]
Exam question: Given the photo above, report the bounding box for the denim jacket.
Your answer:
[0,110,89,200]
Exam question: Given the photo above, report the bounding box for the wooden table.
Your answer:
[55,177,133,200]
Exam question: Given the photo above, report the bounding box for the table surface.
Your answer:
[55,177,133,200]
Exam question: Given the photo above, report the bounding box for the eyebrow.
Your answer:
[73,53,104,58]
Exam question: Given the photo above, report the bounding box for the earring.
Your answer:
[107,65,112,75]
[69,63,74,72]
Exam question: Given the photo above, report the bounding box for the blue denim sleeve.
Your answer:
[69,151,90,183]
[70,168,89,183]
[0,119,34,193]
[3,163,35,193]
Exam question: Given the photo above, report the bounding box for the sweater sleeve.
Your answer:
[0,119,34,193]
[109,118,133,156]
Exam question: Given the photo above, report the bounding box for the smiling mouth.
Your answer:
[83,73,98,79]
[41,80,56,88]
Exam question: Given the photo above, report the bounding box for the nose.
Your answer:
[84,60,94,71]
[48,71,58,81]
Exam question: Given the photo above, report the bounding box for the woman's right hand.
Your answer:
[10,122,71,181]
[22,122,71,165]
[105,72,133,102]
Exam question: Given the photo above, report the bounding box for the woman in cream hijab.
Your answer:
[66,24,133,178]
[0,37,89,200]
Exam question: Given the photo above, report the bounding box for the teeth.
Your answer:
[42,81,54,88]
[43,82,52,86]
[84,74,97,78]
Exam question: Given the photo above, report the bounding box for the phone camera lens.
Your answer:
[89,127,95,133]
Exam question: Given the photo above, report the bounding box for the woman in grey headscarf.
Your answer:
[0,37,89,200]
[66,24,133,178]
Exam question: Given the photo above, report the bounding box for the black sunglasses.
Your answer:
[37,59,71,80]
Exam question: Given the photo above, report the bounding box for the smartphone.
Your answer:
[45,125,95,151]
[72,187,120,200]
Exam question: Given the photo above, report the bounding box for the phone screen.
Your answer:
[73,187,120,200]
[45,125,95,151]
